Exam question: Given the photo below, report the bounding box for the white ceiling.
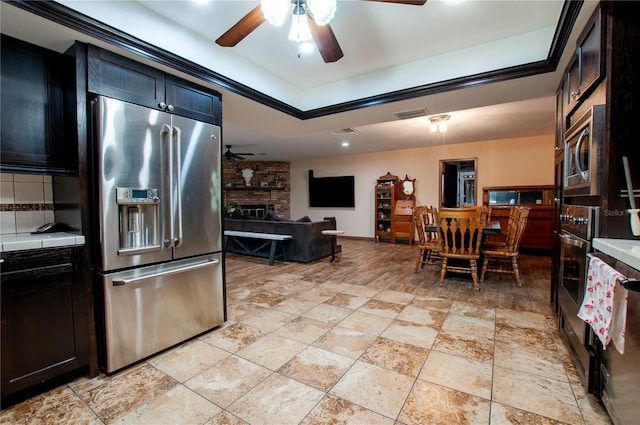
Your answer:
[0,1,600,161]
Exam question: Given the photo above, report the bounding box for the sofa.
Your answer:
[224,217,341,263]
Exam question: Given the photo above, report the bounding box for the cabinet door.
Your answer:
[1,248,88,402]
[166,75,222,125]
[0,36,77,175]
[88,45,165,110]
[566,55,580,111]
[577,7,603,98]
[565,6,604,115]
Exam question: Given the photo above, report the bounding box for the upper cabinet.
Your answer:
[0,35,78,175]
[87,45,221,125]
[564,7,605,116]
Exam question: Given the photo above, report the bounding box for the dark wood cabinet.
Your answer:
[1,247,88,406]
[87,45,165,111]
[564,6,605,116]
[87,45,221,125]
[0,35,77,175]
[165,75,221,125]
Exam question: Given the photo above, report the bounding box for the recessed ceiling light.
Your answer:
[341,141,350,147]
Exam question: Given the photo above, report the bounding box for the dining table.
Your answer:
[424,220,502,236]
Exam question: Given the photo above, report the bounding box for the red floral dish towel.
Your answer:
[578,256,629,354]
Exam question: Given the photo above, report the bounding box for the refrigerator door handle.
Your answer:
[112,258,220,286]
[162,123,175,249]
[173,125,184,248]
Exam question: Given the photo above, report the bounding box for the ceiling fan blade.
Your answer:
[360,0,427,5]
[235,153,255,156]
[307,18,344,63]
[215,5,266,47]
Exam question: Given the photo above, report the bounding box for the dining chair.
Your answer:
[480,206,530,286]
[413,205,440,272]
[482,205,519,249]
[463,205,492,224]
[436,208,484,291]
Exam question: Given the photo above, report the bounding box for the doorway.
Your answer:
[440,158,477,208]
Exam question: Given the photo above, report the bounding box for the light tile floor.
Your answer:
[1,239,613,424]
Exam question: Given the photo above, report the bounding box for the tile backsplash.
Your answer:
[0,173,54,234]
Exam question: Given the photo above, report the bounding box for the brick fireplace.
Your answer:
[222,161,290,219]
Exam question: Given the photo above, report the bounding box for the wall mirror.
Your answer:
[401,175,415,196]
[439,158,477,208]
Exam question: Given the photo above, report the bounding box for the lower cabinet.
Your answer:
[393,200,415,244]
[1,247,88,406]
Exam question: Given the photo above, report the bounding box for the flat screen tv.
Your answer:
[308,170,355,208]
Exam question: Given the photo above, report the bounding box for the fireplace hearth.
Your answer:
[239,204,274,218]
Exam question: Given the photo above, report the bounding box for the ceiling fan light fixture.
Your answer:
[307,0,337,26]
[299,41,315,53]
[261,0,290,26]
[429,114,451,133]
[288,9,313,42]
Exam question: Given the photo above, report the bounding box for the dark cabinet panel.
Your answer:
[166,75,221,125]
[555,81,565,155]
[87,45,165,110]
[564,7,605,116]
[1,247,88,406]
[0,35,77,175]
[88,45,221,125]
[566,55,580,111]
[578,9,604,98]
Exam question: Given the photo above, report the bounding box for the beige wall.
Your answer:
[290,134,554,238]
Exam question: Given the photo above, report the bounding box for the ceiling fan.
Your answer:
[224,145,256,161]
[215,0,427,63]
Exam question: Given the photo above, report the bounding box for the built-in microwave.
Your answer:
[564,105,605,197]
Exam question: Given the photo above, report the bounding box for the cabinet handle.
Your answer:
[158,101,167,110]
[166,104,174,112]
[570,91,580,99]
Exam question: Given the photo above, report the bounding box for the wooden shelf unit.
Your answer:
[374,173,416,243]
[375,173,398,242]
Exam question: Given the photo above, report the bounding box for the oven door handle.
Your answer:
[560,232,588,248]
[574,127,590,180]
[622,279,640,292]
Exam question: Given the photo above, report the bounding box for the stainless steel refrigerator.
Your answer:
[93,95,225,373]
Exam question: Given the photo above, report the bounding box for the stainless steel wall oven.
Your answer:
[557,204,600,392]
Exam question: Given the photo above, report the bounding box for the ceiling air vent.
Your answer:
[394,108,427,120]
[334,127,360,134]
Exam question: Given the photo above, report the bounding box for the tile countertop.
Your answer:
[0,232,86,253]
[593,238,640,271]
